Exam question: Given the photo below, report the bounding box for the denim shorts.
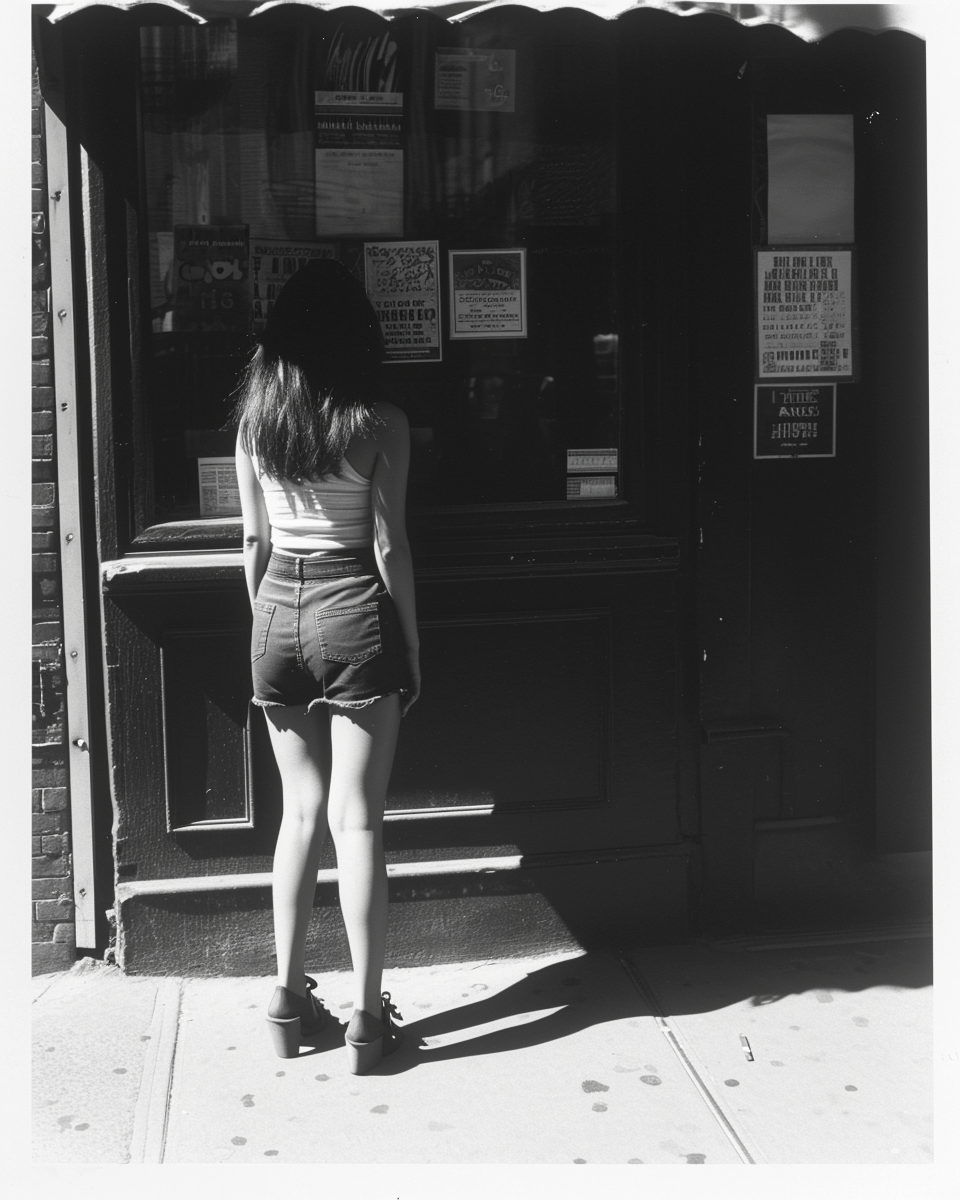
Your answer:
[250,549,410,712]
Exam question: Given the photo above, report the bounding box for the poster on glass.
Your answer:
[756,249,854,380]
[198,457,242,517]
[449,250,527,340]
[434,48,516,112]
[172,226,249,332]
[251,240,337,334]
[754,384,836,459]
[363,241,441,363]
[315,91,403,237]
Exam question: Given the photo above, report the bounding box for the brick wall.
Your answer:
[32,58,76,975]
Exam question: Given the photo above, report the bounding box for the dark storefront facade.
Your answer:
[33,2,930,975]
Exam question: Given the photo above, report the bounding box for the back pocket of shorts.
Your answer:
[316,601,381,664]
[251,600,276,662]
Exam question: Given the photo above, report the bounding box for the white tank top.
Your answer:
[252,456,373,552]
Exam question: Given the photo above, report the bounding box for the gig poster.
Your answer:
[172,226,249,332]
[363,241,442,362]
[449,250,527,339]
[250,240,337,333]
[757,249,854,379]
[315,92,403,237]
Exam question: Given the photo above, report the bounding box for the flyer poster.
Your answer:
[754,384,836,459]
[567,448,618,473]
[434,48,516,112]
[172,226,249,332]
[198,457,242,517]
[449,250,527,340]
[315,92,403,237]
[566,447,618,499]
[363,241,441,362]
[757,249,854,379]
[566,476,617,499]
[250,240,337,333]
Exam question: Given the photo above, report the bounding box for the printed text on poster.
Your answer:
[449,250,527,340]
[364,241,442,362]
[757,249,853,379]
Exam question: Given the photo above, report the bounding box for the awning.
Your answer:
[41,2,930,43]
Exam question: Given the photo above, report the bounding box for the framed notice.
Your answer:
[449,249,527,340]
[754,383,836,459]
[250,240,337,333]
[756,248,854,380]
[363,241,442,363]
[198,457,242,516]
[315,92,403,237]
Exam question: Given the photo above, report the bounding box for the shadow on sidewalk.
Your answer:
[304,936,933,1074]
[372,953,638,1073]
[623,935,933,1018]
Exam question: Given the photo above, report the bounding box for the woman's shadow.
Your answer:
[299,935,933,1072]
[369,952,643,1075]
[294,952,634,1065]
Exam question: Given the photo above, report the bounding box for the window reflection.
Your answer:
[138,12,623,520]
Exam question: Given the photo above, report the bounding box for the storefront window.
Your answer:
[138,11,622,522]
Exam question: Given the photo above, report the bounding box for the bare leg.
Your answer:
[327,694,401,1015]
[264,704,332,996]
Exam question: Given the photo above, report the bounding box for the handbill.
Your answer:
[757,249,854,379]
[315,92,403,236]
[250,239,337,333]
[363,241,442,362]
[449,249,527,340]
[198,457,242,517]
[566,477,617,499]
[434,48,516,112]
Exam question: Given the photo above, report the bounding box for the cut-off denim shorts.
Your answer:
[250,548,410,712]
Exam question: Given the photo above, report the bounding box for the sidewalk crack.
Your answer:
[617,951,764,1165]
[128,977,183,1164]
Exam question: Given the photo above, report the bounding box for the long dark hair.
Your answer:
[234,259,384,480]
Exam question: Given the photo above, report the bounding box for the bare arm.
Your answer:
[236,435,272,609]
[370,403,420,714]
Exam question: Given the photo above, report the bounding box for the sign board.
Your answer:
[754,383,836,459]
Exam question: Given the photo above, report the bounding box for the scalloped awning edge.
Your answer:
[43,2,929,43]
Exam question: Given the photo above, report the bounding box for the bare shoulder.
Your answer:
[373,401,409,439]
[372,403,410,461]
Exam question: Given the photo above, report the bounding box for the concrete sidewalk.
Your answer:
[32,931,933,1165]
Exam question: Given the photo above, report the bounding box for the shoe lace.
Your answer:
[381,991,403,1030]
[303,975,327,1020]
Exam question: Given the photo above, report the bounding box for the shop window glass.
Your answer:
[138,13,622,522]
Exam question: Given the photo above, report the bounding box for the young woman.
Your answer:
[233,260,420,1072]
